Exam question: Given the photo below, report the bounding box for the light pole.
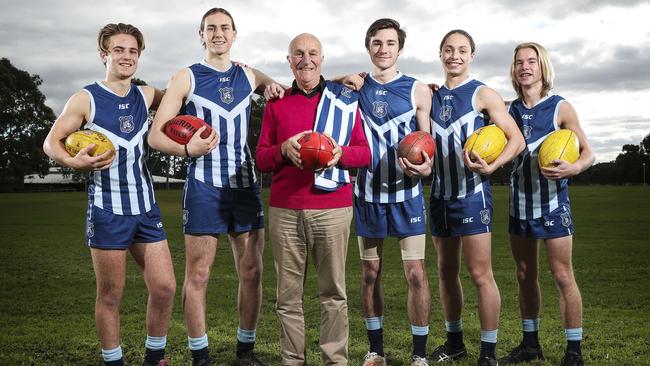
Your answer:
[644,162,646,186]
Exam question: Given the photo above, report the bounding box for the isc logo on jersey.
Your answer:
[410,216,422,223]
[522,114,533,120]
[462,217,474,224]
[544,220,555,227]
[219,77,230,82]
[118,103,130,110]
[375,90,387,95]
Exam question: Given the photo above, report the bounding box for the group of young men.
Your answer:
[43,7,595,366]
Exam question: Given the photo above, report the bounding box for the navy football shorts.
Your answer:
[182,178,264,235]
[509,203,574,239]
[86,203,167,250]
[354,194,427,238]
[429,190,493,237]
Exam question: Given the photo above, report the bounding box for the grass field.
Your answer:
[1,186,649,365]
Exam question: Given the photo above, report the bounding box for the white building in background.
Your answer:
[24,168,184,186]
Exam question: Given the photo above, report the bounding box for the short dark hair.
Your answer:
[200,7,236,32]
[439,29,475,54]
[365,18,406,51]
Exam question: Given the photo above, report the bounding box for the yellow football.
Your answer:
[464,125,507,164]
[538,129,580,168]
[64,130,115,157]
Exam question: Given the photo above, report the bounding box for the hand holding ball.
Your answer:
[464,125,506,164]
[538,129,580,168]
[397,131,436,165]
[64,130,115,157]
[163,115,213,145]
[298,132,335,170]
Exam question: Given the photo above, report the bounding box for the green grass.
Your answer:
[1,186,649,365]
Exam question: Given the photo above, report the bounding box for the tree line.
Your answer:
[0,58,648,191]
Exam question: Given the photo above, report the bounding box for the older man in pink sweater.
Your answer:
[256,33,370,366]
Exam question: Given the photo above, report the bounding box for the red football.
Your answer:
[298,132,335,170]
[163,115,213,145]
[397,131,436,165]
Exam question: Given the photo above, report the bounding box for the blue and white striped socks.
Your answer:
[102,346,123,365]
[480,329,498,358]
[188,333,209,351]
[236,327,256,356]
[445,319,464,349]
[146,335,167,350]
[365,316,384,356]
[144,335,166,363]
[522,318,540,347]
[412,324,429,358]
[565,327,583,354]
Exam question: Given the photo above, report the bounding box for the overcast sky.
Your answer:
[1,0,648,162]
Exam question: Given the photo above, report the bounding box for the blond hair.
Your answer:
[510,42,554,99]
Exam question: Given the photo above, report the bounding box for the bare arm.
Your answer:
[42,91,114,171]
[246,67,287,99]
[399,82,434,177]
[540,101,595,179]
[465,86,525,175]
[147,69,218,157]
[141,85,165,111]
[331,72,367,91]
[414,82,433,133]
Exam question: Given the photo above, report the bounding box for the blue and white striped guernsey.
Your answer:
[313,81,359,191]
[83,82,155,215]
[509,95,570,220]
[184,61,256,188]
[431,77,489,200]
[354,72,420,203]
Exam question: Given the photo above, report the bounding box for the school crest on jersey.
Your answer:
[372,101,388,118]
[87,222,94,238]
[340,87,353,98]
[219,87,234,104]
[480,209,491,225]
[522,124,532,140]
[440,105,453,122]
[560,211,572,227]
[119,115,135,133]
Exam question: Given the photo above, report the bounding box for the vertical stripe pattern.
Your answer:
[83,83,155,215]
[185,61,256,188]
[509,95,570,219]
[354,73,420,203]
[431,78,488,200]
[313,81,359,190]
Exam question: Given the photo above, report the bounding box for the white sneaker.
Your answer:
[362,351,387,366]
[411,355,429,366]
